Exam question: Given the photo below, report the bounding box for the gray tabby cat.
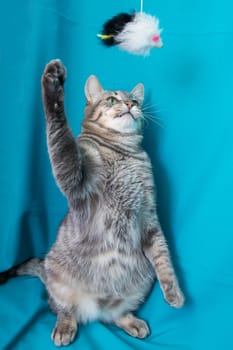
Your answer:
[0,59,184,347]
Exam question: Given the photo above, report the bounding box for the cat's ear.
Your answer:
[130,83,144,105]
[85,75,104,104]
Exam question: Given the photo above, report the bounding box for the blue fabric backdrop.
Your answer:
[1,0,233,349]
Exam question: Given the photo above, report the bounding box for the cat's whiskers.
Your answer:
[142,106,167,117]
[142,116,150,129]
[143,112,165,123]
[141,102,166,129]
[142,113,166,129]
[142,102,168,115]
[142,100,164,108]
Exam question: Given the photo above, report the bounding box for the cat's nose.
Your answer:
[126,101,133,109]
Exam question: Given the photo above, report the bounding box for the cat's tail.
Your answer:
[0,258,45,284]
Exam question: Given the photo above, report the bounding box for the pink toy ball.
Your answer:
[98,11,163,56]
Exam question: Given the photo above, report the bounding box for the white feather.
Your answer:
[115,12,163,56]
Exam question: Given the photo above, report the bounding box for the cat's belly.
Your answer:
[45,251,155,322]
[46,282,153,323]
[47,282,147,323]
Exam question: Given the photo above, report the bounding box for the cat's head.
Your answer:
[84,76,144,133]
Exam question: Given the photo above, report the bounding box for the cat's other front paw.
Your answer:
[51,319,77,346]
[164,282,185,308]
[41,59,66,103]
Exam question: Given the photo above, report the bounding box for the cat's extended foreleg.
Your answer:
[41,59,82,200]
[143,227,184,308]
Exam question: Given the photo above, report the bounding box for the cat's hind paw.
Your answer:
[115,313,150,339]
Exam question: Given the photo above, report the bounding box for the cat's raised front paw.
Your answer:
[42,59,66,98]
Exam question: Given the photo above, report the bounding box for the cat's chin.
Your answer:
[106,115,139,133]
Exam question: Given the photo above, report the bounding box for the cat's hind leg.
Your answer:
[115,313,150,339]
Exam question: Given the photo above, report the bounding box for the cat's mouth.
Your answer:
[117,112,136,120]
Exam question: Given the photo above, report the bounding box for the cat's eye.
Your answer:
[132,99,140,107]
[107,96,118,106]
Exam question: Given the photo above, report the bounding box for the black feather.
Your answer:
[100,12,135,46]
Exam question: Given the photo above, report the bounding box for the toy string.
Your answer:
[140,0,144,12]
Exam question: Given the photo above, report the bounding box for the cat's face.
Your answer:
[84,76,144,133]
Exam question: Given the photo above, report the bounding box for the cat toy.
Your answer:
[97,0,163,56]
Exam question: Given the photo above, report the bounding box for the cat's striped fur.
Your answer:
[0,60,184,346]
